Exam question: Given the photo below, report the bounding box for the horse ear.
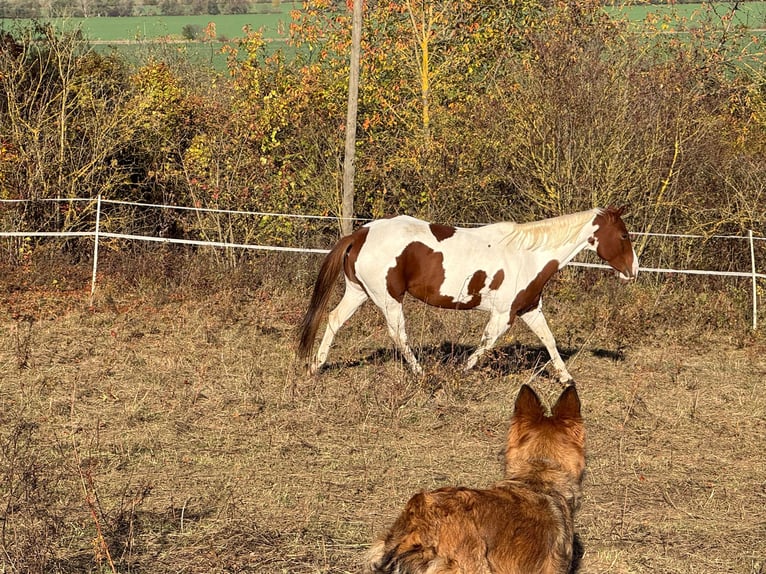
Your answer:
[514,384,545,421]
[605,205,628,217]
[552,385,582,421]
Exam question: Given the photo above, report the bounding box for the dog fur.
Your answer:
[364,384,586,574]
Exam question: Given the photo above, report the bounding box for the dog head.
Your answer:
[504,384,586,483]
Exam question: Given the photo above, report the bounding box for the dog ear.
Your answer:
[514,384,545,421]
[552,385,581,421]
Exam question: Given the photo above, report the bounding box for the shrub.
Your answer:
[181,23,203,40]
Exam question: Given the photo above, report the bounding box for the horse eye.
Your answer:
[621,234,629,241]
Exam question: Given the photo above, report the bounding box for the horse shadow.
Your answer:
[326,341,624,378]
[423,342,567,378]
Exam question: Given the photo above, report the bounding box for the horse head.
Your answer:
[588,206,639,281]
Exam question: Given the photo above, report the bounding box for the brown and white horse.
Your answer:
[297,207,638,382]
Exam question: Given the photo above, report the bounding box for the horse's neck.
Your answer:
[498,213,597,264]
[549,226,594,266]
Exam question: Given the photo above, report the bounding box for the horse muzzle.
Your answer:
[617,254,639,281]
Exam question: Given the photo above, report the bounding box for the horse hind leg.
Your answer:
[311,281,368,374]
[464,312,510,371]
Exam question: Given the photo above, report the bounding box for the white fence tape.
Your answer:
[0,196,763,328]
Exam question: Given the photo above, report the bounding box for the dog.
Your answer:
[364,384,586,574]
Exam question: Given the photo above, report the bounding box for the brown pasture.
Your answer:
[0,250,764,573]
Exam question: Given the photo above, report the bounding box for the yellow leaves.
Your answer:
[184,135,213,174]
[130,61,187,122]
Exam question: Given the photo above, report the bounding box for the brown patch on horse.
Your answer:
[429,223,457,242]
[489,269,504,290]
[343,226,369,287]
[510,260,560,318]
[466,270,488,299]
[386,242,486,309]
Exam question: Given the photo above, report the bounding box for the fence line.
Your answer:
[0,195,762,328]
[3,197,763,241]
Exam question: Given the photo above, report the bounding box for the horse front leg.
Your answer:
[519,305,573,384]
[381,301,422,374]
[464,312,510,371]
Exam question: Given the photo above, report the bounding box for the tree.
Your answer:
[159,0,183,15]
[224,0,249,14]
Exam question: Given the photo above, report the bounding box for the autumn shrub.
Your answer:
[429,0,766,270]
[0,24,131,219]
[0,24,137,264]
[283,0,765,259]
[174,28,345,250]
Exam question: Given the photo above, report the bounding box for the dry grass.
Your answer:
[0,249,764,573]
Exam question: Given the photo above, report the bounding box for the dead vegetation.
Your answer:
[0,249,764,573]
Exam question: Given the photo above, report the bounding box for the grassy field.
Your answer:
[0,248,763,573]
[50,11,292,43]
[1,3,298,42]
[3,2,763,69]
[7,1,765,45]
[0,6,297,66]
[607,1,766,28]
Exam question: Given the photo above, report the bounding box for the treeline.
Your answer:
[0,0,284,18]
[0,0,764,269]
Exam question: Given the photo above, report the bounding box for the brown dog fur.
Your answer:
[364,384,585,574]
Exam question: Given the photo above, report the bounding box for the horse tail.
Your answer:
[297,233,356,360]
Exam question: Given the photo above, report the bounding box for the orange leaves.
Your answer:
[203,22,217,42]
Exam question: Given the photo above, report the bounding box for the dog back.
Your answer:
[364,384,585,574]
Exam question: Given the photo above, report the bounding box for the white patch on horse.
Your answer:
[437,237,505,307]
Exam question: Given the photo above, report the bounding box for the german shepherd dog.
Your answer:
[364,384,585,574]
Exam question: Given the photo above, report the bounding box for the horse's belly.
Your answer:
[406,260,507,311]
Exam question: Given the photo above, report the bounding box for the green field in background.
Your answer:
[1,2,763,69]
[606,1,766,28]
[0,7,298,67]
[0,6,296,43]
[89,12,290,42]
[9,2,763,46]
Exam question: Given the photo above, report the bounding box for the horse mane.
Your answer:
[501,208,604,251]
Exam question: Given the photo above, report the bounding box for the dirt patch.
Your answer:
[0,256,764,573]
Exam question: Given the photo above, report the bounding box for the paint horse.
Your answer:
[297,207,638,382]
